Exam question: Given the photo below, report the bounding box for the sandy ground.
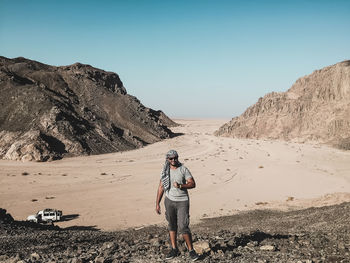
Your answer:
[1,119,350,231]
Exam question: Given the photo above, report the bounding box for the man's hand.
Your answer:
[156,180,164,215]
[173,182,179,188]
[156,203,161,214]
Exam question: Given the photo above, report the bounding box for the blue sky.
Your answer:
[1,0,349,118]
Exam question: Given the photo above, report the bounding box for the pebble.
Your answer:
[30,252,40,261]
[259,245,275,251]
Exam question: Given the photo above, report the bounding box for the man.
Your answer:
[155,150,199,261]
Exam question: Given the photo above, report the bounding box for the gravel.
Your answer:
[1,202,350,262]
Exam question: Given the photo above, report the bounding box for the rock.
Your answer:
[100,241,118,251]
[227,239,235,247]
[247,241,258,247]
[193,240,211,255]
[150,237,161,247]
[94,256,106,263]
[0,208,14,223]
[30,252,40,261]
[0,255,9,261]
[259,245,275,251]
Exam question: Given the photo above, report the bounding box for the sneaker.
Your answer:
[189,250,199,261]
[165,248,180,260]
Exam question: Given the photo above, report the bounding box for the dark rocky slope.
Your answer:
[1,203,349,262]
[215,60,350,150]
[0,57,177,161]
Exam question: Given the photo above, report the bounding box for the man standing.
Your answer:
[155,150,199,261]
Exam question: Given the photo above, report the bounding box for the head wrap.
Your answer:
[161,150,179,191]
[166,150,178,159]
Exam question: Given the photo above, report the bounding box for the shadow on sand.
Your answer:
[60,214,100,231]
[63,225,100,231]
[170,132,185,138]
[60,214,80,222]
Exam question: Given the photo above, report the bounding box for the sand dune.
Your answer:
[1,119,350,230]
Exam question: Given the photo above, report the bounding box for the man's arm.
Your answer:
[155,180,164,214]
[174,177,196,189]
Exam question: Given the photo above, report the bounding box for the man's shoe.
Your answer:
[165,248,180,260]
[189,250,199,261]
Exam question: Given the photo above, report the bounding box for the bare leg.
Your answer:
[183,233,193,251]
[169,231,177,248]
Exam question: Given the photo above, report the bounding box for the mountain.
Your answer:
[0,56,177,161]
[215,60,350,150]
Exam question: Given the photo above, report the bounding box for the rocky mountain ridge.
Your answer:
[215,60,350,149]
[0,56,176,161]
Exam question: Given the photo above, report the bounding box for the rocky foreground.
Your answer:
[216,60,350,150]
[1,203,349,263]
[0,57,176,161]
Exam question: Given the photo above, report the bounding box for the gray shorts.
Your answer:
[164,197,191,234]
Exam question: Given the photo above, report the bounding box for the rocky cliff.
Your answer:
[0,56,177,161]
[215,60,350,149]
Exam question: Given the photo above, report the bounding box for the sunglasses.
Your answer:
[168,157,178,160]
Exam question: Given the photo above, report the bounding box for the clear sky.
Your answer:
[1,0,349,118]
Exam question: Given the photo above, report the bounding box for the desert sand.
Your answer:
[1,119,350,231]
